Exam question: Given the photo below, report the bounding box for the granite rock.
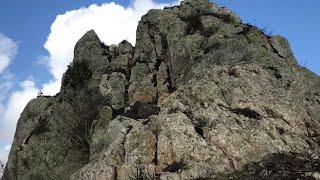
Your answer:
[4,0,320,179]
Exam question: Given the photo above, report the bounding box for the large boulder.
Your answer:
[4,0,320,179]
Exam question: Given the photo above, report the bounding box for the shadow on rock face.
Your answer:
[125,101,160,120]
[224,153,320,180]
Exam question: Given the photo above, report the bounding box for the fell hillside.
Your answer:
[4,0,320,179]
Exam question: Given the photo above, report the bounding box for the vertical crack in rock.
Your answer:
[214,142,236,170]
[166,67,175,93]
[152,134,159,165]
[215,81,231,106]
[151,73,157,88]
[122,125,133,162]
[114,167,118,180]
[179,110,207,139]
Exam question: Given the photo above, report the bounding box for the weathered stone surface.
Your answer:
[73,30,110,75]
[125,101,160,119]
[111,54,130,72]
[70,164,115,180]
[155,112,211,170]
[3,97,89,180]
[90,106,113,159]
[156,64,317,175]
[4,0,320,180]
[99,72,127,110]
[128,63,157,104]
[222,152,320,179]
[269,35,293,58]
[117,40,134,55]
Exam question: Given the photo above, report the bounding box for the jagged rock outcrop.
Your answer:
[4,0,320,179]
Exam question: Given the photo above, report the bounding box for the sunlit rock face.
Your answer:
[4,0,320,179]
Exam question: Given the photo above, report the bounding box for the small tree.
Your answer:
[62,61,92,89]
[56,59,101,160]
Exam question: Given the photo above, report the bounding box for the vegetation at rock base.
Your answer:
[223,153,320,180]
[129,166,156,180]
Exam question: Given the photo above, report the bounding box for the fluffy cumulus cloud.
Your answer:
[0,79,39,163]
[0,33,18,164]
[0,145,11,166]
[0,80,39,140]
[0,34,17,106]
[0,73,13,102]
[0,33,17,74]
[41,0,181,95]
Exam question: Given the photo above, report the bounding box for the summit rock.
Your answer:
[4,0,320,179]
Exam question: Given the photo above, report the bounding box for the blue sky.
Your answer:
[0,0,319,163]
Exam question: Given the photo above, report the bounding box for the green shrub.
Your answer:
[56,88,102,160]
[62,60,92,89]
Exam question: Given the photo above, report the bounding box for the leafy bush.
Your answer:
[62,60,92,89]
[56,89,101,160]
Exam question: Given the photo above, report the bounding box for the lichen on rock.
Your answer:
[4,0,320,180]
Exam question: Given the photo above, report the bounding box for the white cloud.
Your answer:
[0,81,13,92]
[0,79,39,142]
[41,0,181,95]
[0,33,17,123]
[0,75,38,164]
[0,144,11,164]
[4,145,11,151]
[0,34,18,164]
[42,79,61,95]
[0,72,14,102]
[0,33,18,74]
[36,55,50,67]
[0,101,3,112]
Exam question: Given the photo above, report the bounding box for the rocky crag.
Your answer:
[3,0,320,179]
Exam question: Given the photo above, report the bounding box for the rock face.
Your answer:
[0,160,3,180]
[4,0,320,179]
